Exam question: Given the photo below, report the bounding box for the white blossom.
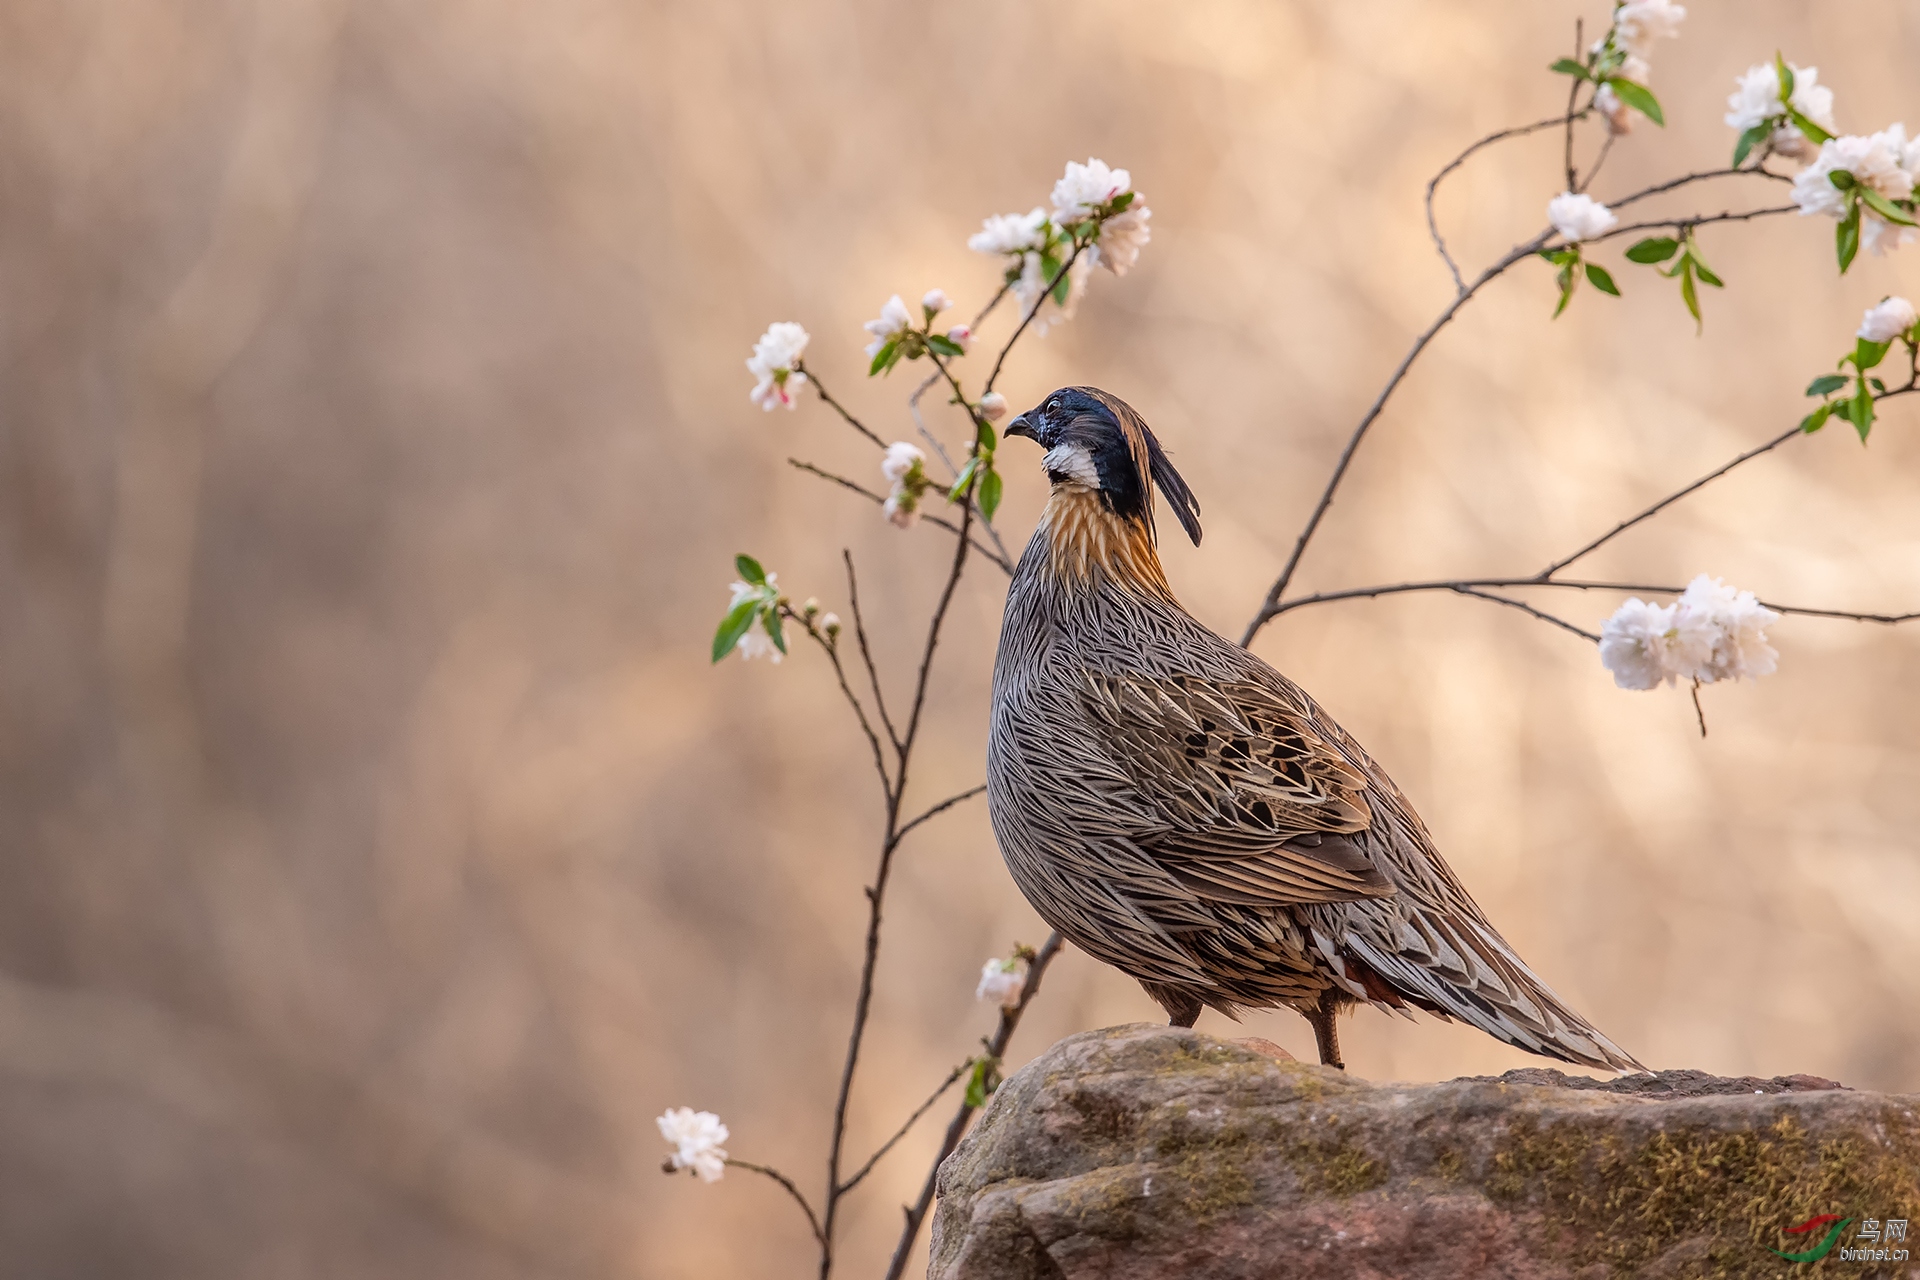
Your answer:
[746,322,810,412]
[1600,576,1781,691]
[658,1107,730,1182]
[1611,0,1686,59]
[1679,575,1780,683]
[1859,295,1918,343]
[820,612,841,634]
[979,392,1009,422]
[1548,191,1618,243]
[945,324,972,353]
[1724,62,1835,161]
[976,955,1029,1009]
[1792,125,1920,255]
[968,208,1049,256]
[1051,158,1131,223]
[863,295,915,357]
[728,572,776,611]
[737,629,781,663]
[922,288,952,316]
[880,441,924,485]
[882,490,918,529]
[1093,203,1152,276]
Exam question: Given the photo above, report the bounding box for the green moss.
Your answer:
[1485,1109,1920,1277]
[1431,1147,1465,1183]
[1287,1129,1389,1197]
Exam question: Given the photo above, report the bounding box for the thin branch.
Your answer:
[785,459,1012,574]
[894,784,987,844]
[843,553,901,758]
[1427,112,1574,294]
[1449,586,1600,642]
[1539,424,1803,578]
[1591,204,1799,247]
[723,1159,827,1246]
[836,1061,969,1196]
[1690,679,1708,738]
[1606,165,1790,212]
[1267,576,1920,626]
[1578,129,1616,194]
[1562,18,1583,193]
[983,245,1086,395]
[900,468,979,760]
[788,606,893,807]
[883,931,1065,1280]
[1239,231,1552,645]
[803,365,886,449]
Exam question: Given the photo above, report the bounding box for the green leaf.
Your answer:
[1732,123,1770,168]
[762,606,787,655]
[1585,262,1621,296]
[948,457,979,503]
[1692,258,1724,288]
[1679,261,1701,332]
[1858,186,1920,227]
[978,466,1003,521]
[1625,236,1680,264]
[711,599,757,663]
[1855,337,1892,371]
[926,333,967,358]
[976,418,998,452]
[1049,263,1073,306]
[1800,403,1833,433]
[1837,204,1861,273]
[1774,52,1795,102]
[1805,374,1850,397]
[964,1058,999,1109]
[1784,104,1833,146]
[1870,376,1888,394]
[734,554,767,586]
[1852,380,1875,441]
[1552,261,1577,318]
[1605,78,1664,126]
[1109,191,1136,212]
[1549,57,1590,79]
[867,338,898,377]
[1827,169,1857,191]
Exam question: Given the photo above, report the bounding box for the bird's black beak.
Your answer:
[1004,413,1037,442]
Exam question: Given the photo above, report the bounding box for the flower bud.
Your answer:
[922,288,952,317]
[802,597,820,617]
[821,612,842,636]
[945,324,972,352]
[979,391,1009,422]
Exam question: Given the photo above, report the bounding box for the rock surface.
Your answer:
[929,1024,1920,1279]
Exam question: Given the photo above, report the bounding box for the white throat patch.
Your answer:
[1043,442,1102,489]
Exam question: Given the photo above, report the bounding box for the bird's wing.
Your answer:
[1077,670,1395,905]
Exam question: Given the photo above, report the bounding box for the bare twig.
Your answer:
[1449,586,1600,642]
[723,1159,827,1246]
[883,931,1065,1280]
[895,784,988,844]
[803,365,887,449]
[1591,204,1799,246]
[1268,576,1920,627]
[789,605,893,807]
[1562,19,1584,193]
[843,553,901,757]
[785,459,1012,574]
[837,1060,970,1196]
[983,246,1087,395]
[1690,679,1709,737]
[1538,424,1803,578]
[1427,112,1574,294]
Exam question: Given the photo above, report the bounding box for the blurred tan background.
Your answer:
[4,0,1919,1276]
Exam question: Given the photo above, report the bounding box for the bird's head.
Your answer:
[1003,387,1202,546]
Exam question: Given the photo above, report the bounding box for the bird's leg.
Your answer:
[1156,987,1203,1029]
[1307,997,1345,1070]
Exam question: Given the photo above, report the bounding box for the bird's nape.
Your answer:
[1006,386,1202,546]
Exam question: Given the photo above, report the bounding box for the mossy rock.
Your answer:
[930,1023,1920,1280]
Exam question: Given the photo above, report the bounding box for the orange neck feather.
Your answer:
[1040,487,1175,601]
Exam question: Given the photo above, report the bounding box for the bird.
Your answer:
[985,386,1643,1073]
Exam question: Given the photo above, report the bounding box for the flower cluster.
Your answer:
[863,289,972,376]
[1583,0,1685,133]
[1599,575,1780,691]
[658,1107,730,1182]
[880,441,929,529]
[975,953,1030,1009]
[1801,296,1920,441]
[968,158,1151,331]
[1724,60,1835,163]
[1859,295,1918,344]
[1549,193,1617,243]
[747,322,810,411]
[1792,122,1920,262]
[713,555,787,663]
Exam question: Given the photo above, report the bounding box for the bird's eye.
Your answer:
[1046,398,1061,414]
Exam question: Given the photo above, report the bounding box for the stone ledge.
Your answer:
[928,1023,1919,1279]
